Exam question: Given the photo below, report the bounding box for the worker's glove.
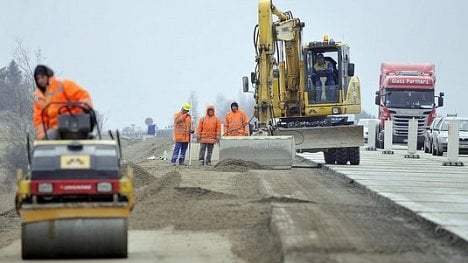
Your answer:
[190,130,195,134]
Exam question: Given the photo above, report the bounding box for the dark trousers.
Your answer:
[171,142,189,164]
[198,143,214,164]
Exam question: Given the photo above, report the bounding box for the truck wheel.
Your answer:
[376,131,384,149]
[324,149,336,164]
[417,142,424,151]
[336,148,349,165]
[349,147,360,165]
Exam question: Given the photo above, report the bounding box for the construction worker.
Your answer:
[33,65,93,139]
[197,105,221,166]
[313,53,336,102]
[224,102,249,136]
[171,103,193,166]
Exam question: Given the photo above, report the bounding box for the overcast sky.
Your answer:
[1,0,467,129]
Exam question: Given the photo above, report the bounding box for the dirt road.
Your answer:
[0,139,467,262]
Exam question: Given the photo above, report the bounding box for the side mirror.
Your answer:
[374,91,380,105]
[250,72,256,85]
[439,92,445,97]
[242,76,249,93]
[347,63,355,77]
[438,96,444,107]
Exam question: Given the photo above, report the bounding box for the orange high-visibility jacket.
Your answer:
[197,106,221,144]
[33,77,93,139]
[224,109,249,136]
[173,111,192,142]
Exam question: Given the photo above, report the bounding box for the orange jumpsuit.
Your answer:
[224,109,249,136]
[197,105,221,144]
[173,111,192,142]
[33,77,92,139]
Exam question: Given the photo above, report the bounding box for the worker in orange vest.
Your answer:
[171,103,193,166]
[224,102,249,136]
[197,105,221,166]
[33,65,93,139]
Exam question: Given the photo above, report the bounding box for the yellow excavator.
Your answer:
[220,0,363,167]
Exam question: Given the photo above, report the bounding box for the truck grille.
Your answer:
[392,115,428,137]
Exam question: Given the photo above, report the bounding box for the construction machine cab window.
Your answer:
[306,50,339,104]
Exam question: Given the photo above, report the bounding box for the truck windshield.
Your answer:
[384,90,434,109]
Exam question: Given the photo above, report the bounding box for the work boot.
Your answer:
[179,163,187,166]
[206,161,212,166]
[198,160,204,166]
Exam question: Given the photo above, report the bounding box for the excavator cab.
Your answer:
[306,50,339,104]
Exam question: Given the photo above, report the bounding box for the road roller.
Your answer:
[15,102,135,259]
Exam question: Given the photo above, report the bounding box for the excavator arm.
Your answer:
[254,0,304,131]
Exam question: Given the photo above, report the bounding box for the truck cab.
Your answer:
[375,63,443,148]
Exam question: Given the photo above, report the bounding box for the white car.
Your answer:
[432,117,468,156]
[357,119,379,143]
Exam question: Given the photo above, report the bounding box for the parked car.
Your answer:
[423,117,443,153]
[432,117,468,156]
[357,119,379,143]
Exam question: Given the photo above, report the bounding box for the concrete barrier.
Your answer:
[383,120,394,154]
[219,136,295,169]
[405,118,419,158]
[366,120,379,151]
[443,119,464,166]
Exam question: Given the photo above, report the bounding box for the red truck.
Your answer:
[375,63,444,148]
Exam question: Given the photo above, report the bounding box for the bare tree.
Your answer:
[188,91,199,126]
[13,39,45,89]
[10,40,46,134]
[214,93,230,121]
[96,110,110,133]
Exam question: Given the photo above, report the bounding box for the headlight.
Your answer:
[38,183,53,193]
[332,107,340,115]
[97,182,112,192]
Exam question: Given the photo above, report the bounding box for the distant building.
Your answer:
[121,124,146,141]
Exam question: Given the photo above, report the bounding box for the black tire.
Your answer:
[376,131,384,149]
[324,149,336,164]
[336,148,349,165]
[349,147,360,165]
[432,145,438,156]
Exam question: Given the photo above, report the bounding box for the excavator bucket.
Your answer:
[219,136,295,169]
[275,125,364,152]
